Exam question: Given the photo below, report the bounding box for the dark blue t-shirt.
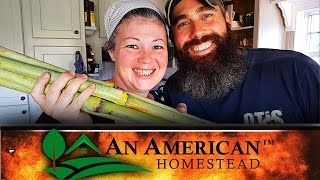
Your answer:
[164,48,320,124]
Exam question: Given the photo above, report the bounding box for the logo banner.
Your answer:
[1,129,319,179]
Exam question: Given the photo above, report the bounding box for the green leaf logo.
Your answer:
[43,129,66,160]
[42,129,149,179]
[42,129,66,171]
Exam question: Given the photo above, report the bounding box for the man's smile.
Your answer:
[189,41,216,56]
[192,41,212,51]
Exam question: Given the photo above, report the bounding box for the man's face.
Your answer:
[171,0,230,59]
[170,0,249,100]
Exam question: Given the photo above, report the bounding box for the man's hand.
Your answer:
[31,71,95,124]
[176,103,187,113]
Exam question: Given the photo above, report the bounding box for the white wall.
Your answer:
[256,0,285,49]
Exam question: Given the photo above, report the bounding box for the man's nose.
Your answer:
[190,21,205,39]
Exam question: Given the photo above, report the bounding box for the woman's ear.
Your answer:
[107,50,116,62]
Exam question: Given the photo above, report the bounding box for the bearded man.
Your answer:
[163,0,320,124]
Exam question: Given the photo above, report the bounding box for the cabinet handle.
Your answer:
[74,30,79,34]
[21,96,25,101]
[22,110,27,114]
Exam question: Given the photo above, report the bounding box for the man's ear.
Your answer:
[107,50,116,62]
[225,11,231,25]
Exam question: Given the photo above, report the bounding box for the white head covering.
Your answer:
[104,0,168,41]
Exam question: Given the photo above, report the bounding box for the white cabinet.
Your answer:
[31,0,81,39]
[0,0,30,124]
[0,87,28,106]
[21,0,87,67]
[21,0,87,122]
[34,46,83,70]
[0,88,29,124]
[0,0,24,53]
[0,105,30,125]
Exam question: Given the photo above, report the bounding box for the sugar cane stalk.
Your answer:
[0,56,128,105]
[0,46,212,124]
[0,69,170,124]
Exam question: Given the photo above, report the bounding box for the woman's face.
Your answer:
[108,16,168,97]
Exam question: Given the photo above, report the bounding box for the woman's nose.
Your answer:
[138,49,153,64]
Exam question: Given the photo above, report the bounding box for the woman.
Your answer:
[32,0,169,124]
[104,0,168,99]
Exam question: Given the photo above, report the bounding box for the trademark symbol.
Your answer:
[263,140,274,145]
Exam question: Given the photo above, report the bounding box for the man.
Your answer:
[163,0,320,124]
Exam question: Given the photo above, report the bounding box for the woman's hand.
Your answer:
[31,71,95,124]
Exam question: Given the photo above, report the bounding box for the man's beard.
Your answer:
[175,26,249,100]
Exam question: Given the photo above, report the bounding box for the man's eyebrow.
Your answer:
[172,14,187,26]
[196,6,216,13]
[172,6,216,25]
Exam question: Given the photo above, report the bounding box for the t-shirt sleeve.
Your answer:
[299,59,320,123]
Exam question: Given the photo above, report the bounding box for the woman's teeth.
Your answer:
[133,69,154,76]
[192,41,212,51]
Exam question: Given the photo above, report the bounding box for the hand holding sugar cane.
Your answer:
[31,71,95,124]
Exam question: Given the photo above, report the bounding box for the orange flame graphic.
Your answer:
[1,130,318,180]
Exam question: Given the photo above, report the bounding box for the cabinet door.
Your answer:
[0,105,30,125]
[0,87,28,106]
[0,0,24,53]
[31,0,81,38]
[34,46,83,70]
[0,0,30,124]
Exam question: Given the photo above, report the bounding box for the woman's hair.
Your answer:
[105,8,167,51]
